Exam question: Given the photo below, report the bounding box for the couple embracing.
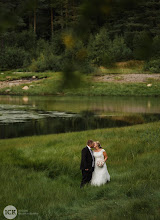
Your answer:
[80,140,110,188]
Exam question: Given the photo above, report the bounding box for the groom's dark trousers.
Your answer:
[80,146,94,188]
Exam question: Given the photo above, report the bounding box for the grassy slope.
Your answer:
[0,71,53,81]
[0,72,160,96]
[0,122,160,220]
[0,60,160,96]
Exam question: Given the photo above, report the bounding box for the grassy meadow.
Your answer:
[0,121,160,220]
[0,71,160,96]
[0,61,160,96]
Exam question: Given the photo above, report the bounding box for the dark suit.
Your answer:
[80,146,95,188]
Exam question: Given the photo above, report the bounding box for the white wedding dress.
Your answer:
[91,149,110,186]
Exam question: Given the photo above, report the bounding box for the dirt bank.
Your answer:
[0,78,40,89]
[95,74,160,83]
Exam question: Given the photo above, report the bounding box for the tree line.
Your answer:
[0,0,160,73]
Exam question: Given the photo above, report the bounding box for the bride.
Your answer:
[91,141,110,186]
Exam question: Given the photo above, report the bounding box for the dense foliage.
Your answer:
[0,0,160,71]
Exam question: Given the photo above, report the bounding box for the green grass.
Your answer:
[0,70,53,81]
[65,81,160,96]
[0,122,160,220]
[0,72,160,96]
[0,72,61,95]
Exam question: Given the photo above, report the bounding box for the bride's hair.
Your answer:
[95,141,102,148]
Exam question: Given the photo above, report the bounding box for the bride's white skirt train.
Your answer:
[91,163,110,186]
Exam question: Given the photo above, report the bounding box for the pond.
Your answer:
[0,95,160,139]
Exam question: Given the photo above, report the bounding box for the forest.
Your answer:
[0,0,160,73]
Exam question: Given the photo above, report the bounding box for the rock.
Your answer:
[1,73,4,75]
[22,96,29,102]
[9,83,14,87]
[22,86,29,90]
[32,76,36,79]
[147,84,152,87]
[13,72,32,74]
[5,89,11,92]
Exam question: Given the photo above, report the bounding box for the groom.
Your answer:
[80,140,95,188]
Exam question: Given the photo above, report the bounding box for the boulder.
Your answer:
[22,86,29,90]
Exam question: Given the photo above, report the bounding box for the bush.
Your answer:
[15,30,36,53]
[62,39,93,74]
[45,53,64,71]
[1,30,36,51]
[50,33,65,55]
[133,31,153,60]
[0,47,30,70]
[101,53,116,68]
[87,28,111,65]
[109,36,132,62]
[152,36,160,59]
[143,59,160,73]
[36,39,50,57]
[88,29,132,66]
[124,32,135,51]
[29,53,64,72]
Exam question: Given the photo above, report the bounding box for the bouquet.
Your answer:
[96,160,104,167]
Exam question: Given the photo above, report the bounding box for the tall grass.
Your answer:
[0,122,160,219]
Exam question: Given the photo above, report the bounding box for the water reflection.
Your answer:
[0,95,160,139]
[0,110,160,139]
[22,96,29,103]
[0,95,160,114]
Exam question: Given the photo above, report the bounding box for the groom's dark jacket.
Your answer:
[80,146,94,170]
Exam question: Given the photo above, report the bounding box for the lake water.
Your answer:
[0,95,160,139]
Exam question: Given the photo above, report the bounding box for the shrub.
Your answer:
[29,53,64,72]
[101,53,116,68]
[36,39,50,57]
[63,39,93,74]
[1,30,36,51]
[16,30,36,52]
[45,53,64,71]
[87,28,111,65]
[88,29,132,66]
[109,36,132,62]
[124,32,135,51]
[133,31,153,60]
[152,36,160,59]
[143,59,160,73]
[0,47,30,70]
[50,33,65,55]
